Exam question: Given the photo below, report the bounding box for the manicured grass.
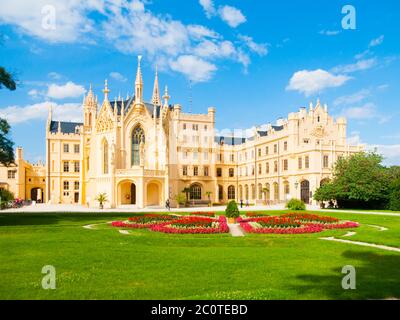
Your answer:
[0,210,399,300]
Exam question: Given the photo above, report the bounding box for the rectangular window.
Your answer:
[258,149,261,157]
[193,152,198,160]
[193,166,199,176]
[74,162,80,173]
[192,124,198,131]
[229,168,234,177]
[204,166,209,177]
[63,181,69,190]
[182,166,188,176]
[265,146,269,155]
[217,168,222,177]
[266,162,270,174]
[298,157,303,170]
[183,123,187,130]
[203,152,208,161]
[74,144,80,154]
[323,155,329,168]
[63,144,69,153]
[274,161,278,173]
[74,181,79,190]
[258,164,262,174]
[204,125,208,131]
[63,162,69,173]
[274,144,278,154]
[230,154,234,162]
[305,156,310,169]
[283,159,288,171]
[7,170,16,179]
[284,141,288,151]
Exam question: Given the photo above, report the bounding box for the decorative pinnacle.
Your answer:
[103,79,110,100]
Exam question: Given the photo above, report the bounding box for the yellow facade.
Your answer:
[1,57,363,208]
[0,147,46,202]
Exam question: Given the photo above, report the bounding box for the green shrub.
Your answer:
[174,193,186,206]
[286,198,306,211]
[0,188,14,202]
[0,188,14,210]
[225,200,240,218]
[389,178,400,211]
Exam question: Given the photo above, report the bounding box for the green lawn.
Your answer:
[0,210,399,300]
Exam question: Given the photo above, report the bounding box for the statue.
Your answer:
[139,140,145,167]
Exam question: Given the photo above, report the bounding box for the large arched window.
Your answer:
[190,184,202,200]
[273,182,279,201]
[132,126,145,166]
[258,183,263,200]
[245,185,249,200]
[103,139,109,174]
[228,185,235,200]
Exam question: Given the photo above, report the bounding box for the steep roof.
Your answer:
[49,121,82,134]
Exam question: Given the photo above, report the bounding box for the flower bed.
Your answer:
[245,212,267,217]
[111,215,228,234]
[238,213,359,234]
[151,216,229,234]
[111,214,176,229]
[190,212,216,217]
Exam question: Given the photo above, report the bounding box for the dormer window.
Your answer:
[317,116,320,122]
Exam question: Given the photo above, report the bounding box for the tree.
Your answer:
[182,187,190,207]
[388,177,400,211]
[205,191,212,206]
[0,67,16,91]
[0,118,15,166]
[314,152,390,209]
[95,193,108,209]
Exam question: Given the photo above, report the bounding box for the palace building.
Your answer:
[1,57,363,208]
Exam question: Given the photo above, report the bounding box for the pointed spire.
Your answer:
[162,85,170,107]
[151,65,161,106]
[103,79,110,101]
[135,55,143,85]
[135,56,143,104]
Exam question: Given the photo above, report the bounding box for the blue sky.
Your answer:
[0,0,399,164]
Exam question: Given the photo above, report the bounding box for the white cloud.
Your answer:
[218,5,246,28]
[0,101,82,124]
[341,102,376,120]
[199,0,216,18]
[110,72,127,82]
[333,89,371,107]
[0,0,263,82]
[340,102,390,124]
[332,58,377,74]
[238,35,268,56]
[170,55,217,82]
[319,30,341,36]
[369,35,384,47]
[286,69,351,97]
[0,0,101,42]
[47,81,86,99]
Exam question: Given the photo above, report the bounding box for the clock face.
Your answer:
[312,126,326,138]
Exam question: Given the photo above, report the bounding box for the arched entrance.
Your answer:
[146,182,160,206]
[118,181,136,205]
[31,188,44,203]
[301,180,310,204]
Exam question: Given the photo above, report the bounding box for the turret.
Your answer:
[83,83,97,128]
